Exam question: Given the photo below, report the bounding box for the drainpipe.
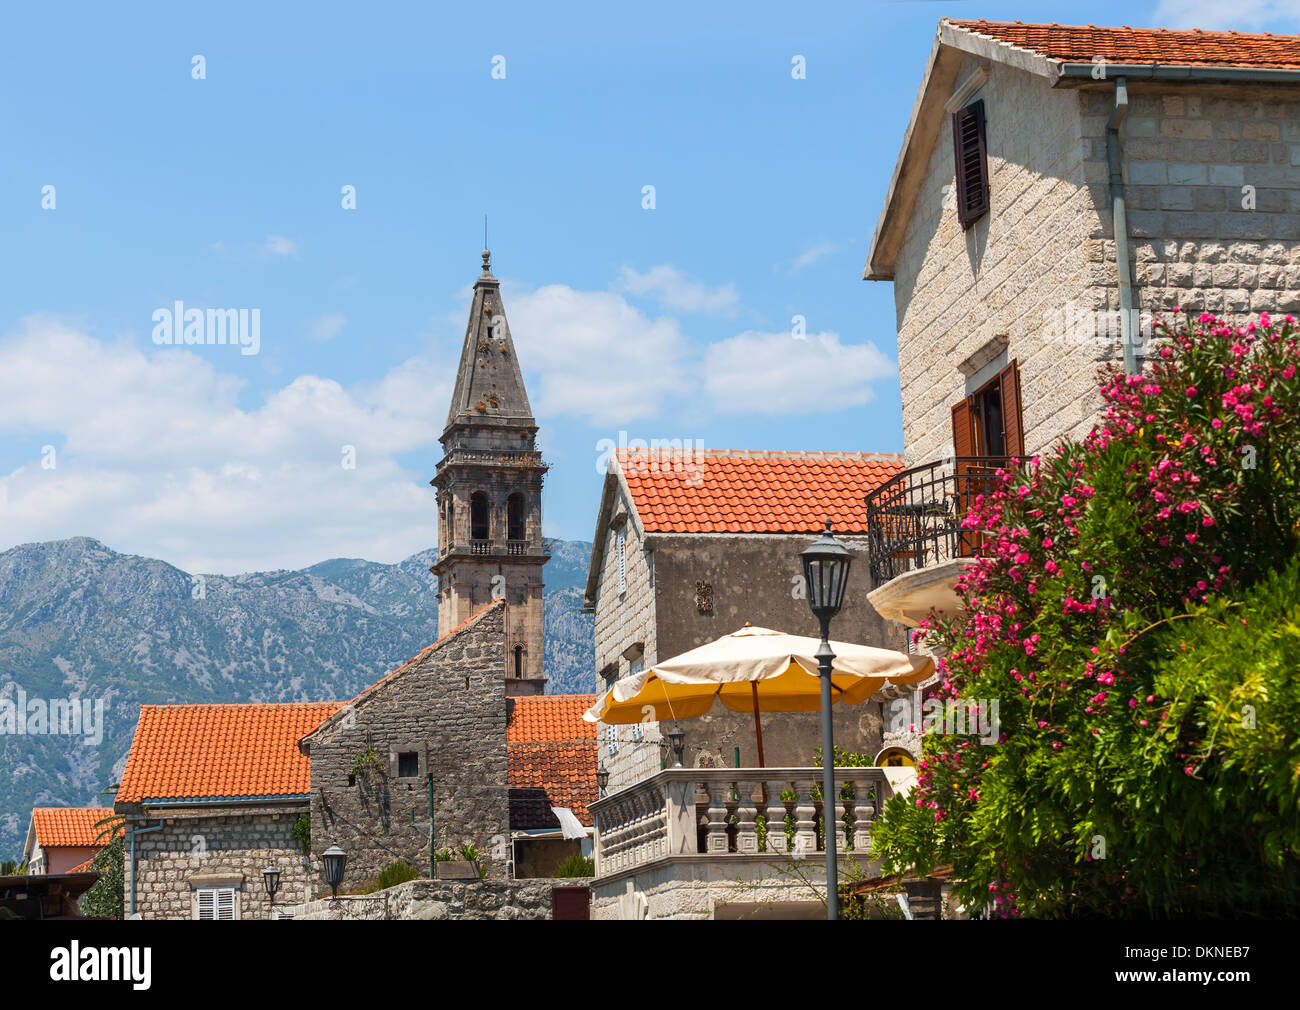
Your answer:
[1106,76,1137,375]
[128,818,164,917]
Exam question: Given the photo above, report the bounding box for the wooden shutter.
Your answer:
[951,100,990,229]
[197,888,214,920]
[998,360,1024,458]
[950,397,979,557]
[951,397,976,460]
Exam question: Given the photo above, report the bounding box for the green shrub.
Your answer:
[553,853,595,878]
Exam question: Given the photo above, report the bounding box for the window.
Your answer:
[951,360,1023,460]
[397,751,419,778]
[507,492,526,541]
[952,99,989,229]
[196,887,236,920]
[513,645,524,679]
[616,528,627,595]
[606,723,619,756]
[629,655,645,741]
[470,491,490,540]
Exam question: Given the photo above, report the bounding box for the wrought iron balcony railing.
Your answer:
[864,456,1024,587]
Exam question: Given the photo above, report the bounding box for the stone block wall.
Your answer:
[123,804,311,920]
[302,603,510,893]
[892,59,1300,473]
[591,481,661,794]
[650,533,902,771]
[289,877,592,920]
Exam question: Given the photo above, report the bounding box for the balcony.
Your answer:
[470,538,493,555]
[507,539,526,557]
[589,767,899,918]
[864,456,1022,628]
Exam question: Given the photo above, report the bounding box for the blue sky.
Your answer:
[2,0,1297,573]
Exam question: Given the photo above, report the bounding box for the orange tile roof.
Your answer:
[617,449,902,534]
[30,807,120,848]
[947,19,1300,69]
[117,702,344,803]
[67,856,97,874]
[508,695,597,827]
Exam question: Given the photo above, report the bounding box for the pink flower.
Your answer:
[1185,386,1197,397]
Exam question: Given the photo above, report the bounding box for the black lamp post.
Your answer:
[800,519,853,921]
[262,862,280,915]
[596,767,610,797]
[322,843,346,900]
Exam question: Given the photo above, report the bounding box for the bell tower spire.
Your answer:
[431,249,548,696]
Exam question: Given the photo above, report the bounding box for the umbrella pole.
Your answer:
[751,681,766,768]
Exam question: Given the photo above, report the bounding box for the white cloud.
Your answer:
[265,235,298,257]
[505,284,692,425]
[788,240,840,275]
[614,265,740,317]
[703,329,895,415]
[309,313,346,341]
[0,315,450,573]
[1151,0,1300,29]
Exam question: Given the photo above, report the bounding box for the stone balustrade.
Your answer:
[589,767,892,879]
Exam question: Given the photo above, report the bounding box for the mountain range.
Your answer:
[0,536,595,860]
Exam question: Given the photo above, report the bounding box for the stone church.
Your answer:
[431,250,549,696]
[111,252,596,917]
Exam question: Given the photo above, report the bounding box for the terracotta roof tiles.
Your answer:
[30,807,120,848]
[617,449,902,535]
[947,19,1300,69]
[116,702,344,803]
[507,694,597,828]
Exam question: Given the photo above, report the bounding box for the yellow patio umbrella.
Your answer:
[583,625,934,766]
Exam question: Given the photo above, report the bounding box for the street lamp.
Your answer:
[665,725,685,768]
[800,519,853,921]
[596,767,610,797]
[262,862,280,915]
[321,843,346,899]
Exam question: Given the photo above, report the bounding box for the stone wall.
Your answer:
[289,877,592,920]
[302,603,510,893]
[123,804,311,920]
[591,482,661,794]
[649,533,903,771]
[891,57,1300,473]
[893,52,1102,470]
[591,856,854,920]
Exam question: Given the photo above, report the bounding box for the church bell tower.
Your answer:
[431,250,548,696]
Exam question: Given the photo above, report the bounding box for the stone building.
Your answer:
[583,448,908,793]
[861,19,1300,631]
[431,250,548,696]
[114,600,597,916]
[115,701,340,919]
[300,601,511,890]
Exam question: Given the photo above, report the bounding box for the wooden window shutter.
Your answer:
[951,397,976,460]
[998,360,1025,457]
[951,99,990,229]
[197,888,214,920]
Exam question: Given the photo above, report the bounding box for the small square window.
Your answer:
[398,752,419,778]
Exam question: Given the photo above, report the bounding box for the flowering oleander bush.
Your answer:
[871,311,1300,917]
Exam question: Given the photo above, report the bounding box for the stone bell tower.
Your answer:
[431,250,548,696]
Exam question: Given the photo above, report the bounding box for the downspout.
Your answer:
[128,818,164,917]
[1106,76,1137,375]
